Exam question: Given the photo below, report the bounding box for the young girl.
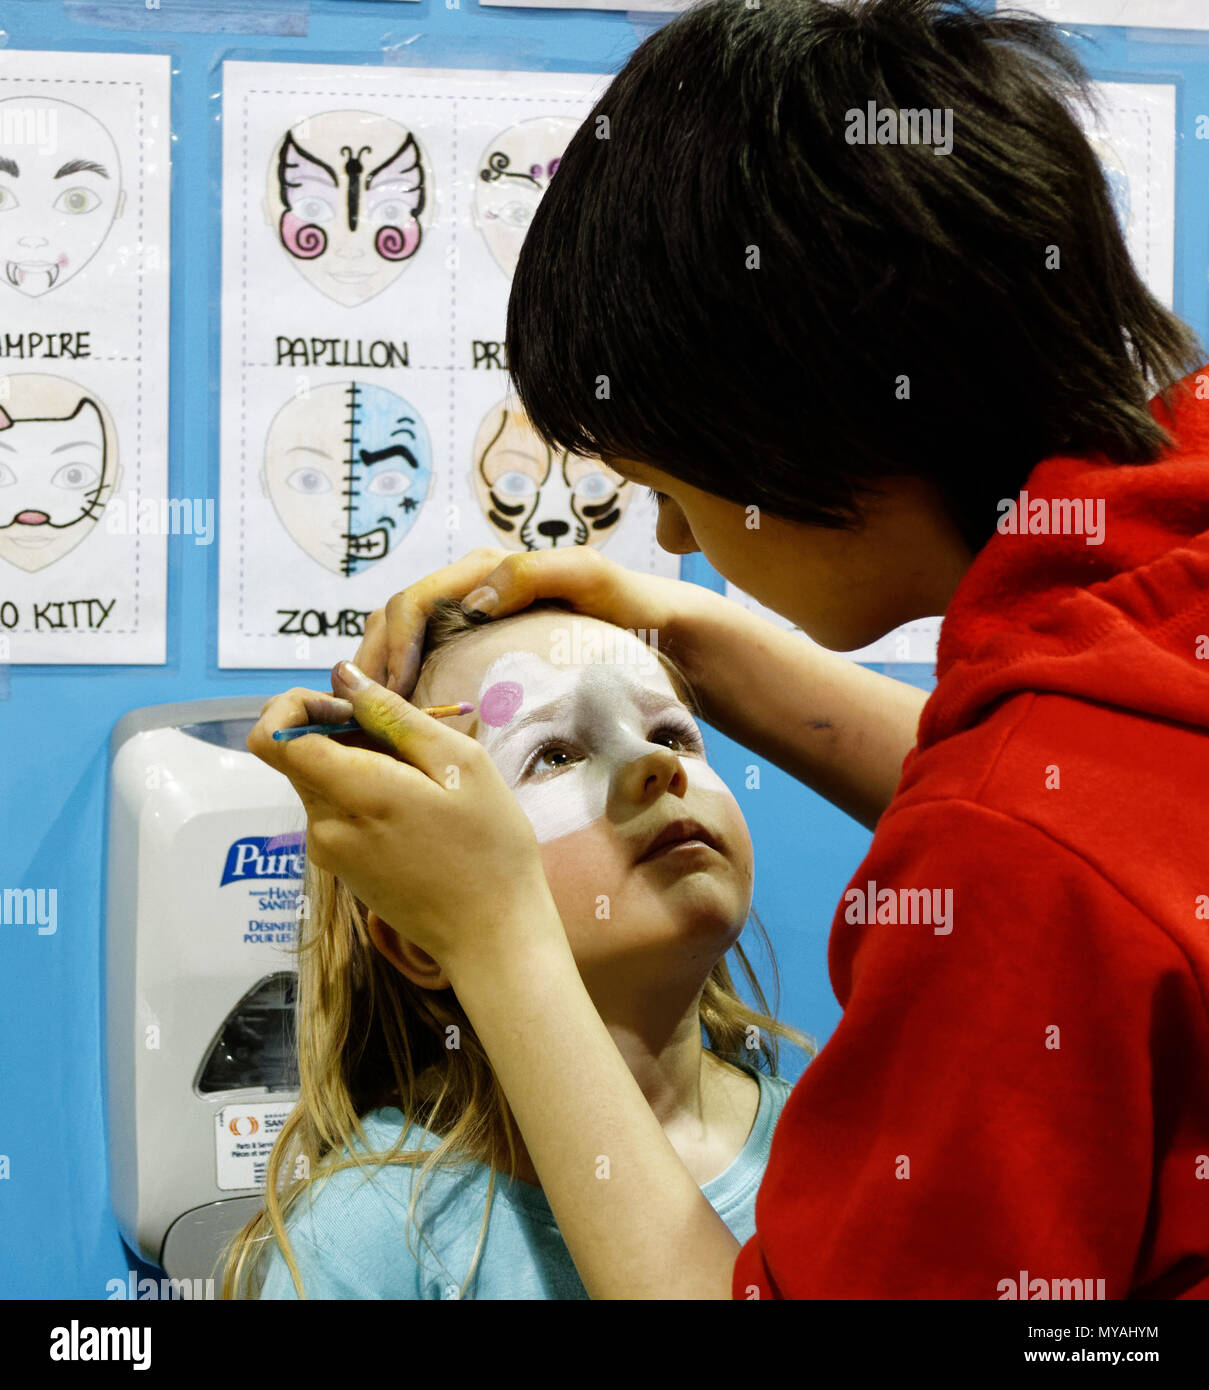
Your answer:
[224,598,813,1298]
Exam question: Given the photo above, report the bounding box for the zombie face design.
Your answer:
[0,374,119,572]
[472,401,632,551]
[0,98,124,297]
[472,116,580,278]
[262,382,433,576]
[266,110,427,306]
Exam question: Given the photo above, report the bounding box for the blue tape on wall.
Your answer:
[64,0,310,36]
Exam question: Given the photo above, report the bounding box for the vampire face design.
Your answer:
[0,373,119,572]
[472,401,633,551]
[472,116,580,278]
[267,110,427,306]
[0,98,124,297]
[262,381,433,576]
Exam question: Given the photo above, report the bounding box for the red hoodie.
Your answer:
[733,366,1209,1300]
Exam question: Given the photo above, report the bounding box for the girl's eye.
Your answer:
[651,719,705,754]
[521,740,577,778]
[646,487,667,506]
[520,718,704,778]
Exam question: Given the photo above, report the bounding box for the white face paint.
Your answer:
[475,649,734,844]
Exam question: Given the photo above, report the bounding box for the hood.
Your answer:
[918,365,1209,751]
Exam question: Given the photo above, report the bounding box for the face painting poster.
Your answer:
[219,60,678,670]
[0,51,171,664]
[1080,82,1175,310]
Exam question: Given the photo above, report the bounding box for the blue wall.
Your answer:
[2,0,1207,1298]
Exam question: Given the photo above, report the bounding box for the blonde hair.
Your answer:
[221,598,815,1299]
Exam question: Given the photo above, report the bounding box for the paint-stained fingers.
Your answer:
[325,662,488,789]
[466,546,681,634]
[246,686,452,814]
[354,546,513,694]
[247,688,355,761]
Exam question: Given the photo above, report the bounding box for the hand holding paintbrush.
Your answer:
[273,700,474,741]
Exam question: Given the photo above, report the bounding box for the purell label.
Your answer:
[219,832,305,887]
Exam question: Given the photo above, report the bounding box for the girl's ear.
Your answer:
[365,910,453,991]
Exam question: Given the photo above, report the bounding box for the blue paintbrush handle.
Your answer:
[272,719,362,742]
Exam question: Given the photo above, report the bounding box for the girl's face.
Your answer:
[412,611,754,1001]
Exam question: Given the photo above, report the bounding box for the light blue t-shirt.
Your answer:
[256,1062,792,1299]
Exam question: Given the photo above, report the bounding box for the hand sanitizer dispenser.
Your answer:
[106,697,307,1292]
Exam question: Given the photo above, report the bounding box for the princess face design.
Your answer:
[472,116,580,278]
[262,382,433,576]
[0,98,124,297]
[472,400,633,551]
[0,373,119,572]
[266,110,428,306]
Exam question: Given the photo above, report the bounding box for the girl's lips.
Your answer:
[641,838,714,862]
[635,817,721,863]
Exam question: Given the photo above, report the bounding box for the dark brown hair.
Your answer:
[506,0,1204,551]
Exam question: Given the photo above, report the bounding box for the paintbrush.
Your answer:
[273,701,475,741]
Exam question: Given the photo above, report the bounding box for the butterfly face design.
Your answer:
[268,110,427,306]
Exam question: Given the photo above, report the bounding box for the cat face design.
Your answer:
[262,381,434,576]
[0,375,118,572]
[472,402,632,551]
[265,110,427,307]
[472,116,580,279]
[0,98,125,297]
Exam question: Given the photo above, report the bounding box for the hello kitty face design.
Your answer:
[472,116,581,278]
[267,110,427,306]
[472,401,633,551]
[0,374,118,572]
[262,381,433,576]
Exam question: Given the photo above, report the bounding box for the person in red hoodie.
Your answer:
[248,0,1209,1297]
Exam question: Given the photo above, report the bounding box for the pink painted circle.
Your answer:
[479,680,524,727]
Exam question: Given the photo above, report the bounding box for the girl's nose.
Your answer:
[617,745,689,807]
